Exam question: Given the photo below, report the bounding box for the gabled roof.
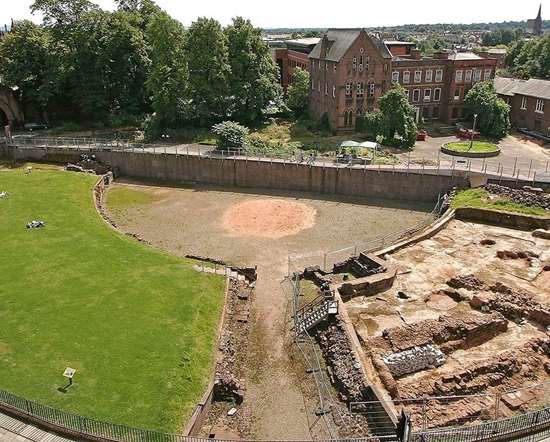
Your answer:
[309,29,392,62]
[495,77,550,100]
[518,78,550,100]
[494,77,526,97]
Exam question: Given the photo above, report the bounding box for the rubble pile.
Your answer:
[315,321,372,403]
[471,282,550,327]
[214,279,251,404]
[382,344,446,378]
[445,275,550,327]
[66,153,111,175]
[485,184,550,210]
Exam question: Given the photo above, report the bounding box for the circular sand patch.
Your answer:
[222,199,316,239]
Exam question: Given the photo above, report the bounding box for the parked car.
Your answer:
[24,122,49,131]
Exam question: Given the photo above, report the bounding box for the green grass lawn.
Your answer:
[451,188,548,217]
[444,141,499,153]
[0,165,225,432]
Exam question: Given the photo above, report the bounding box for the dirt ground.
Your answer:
[346,219,550,427]
[105,180,431,440]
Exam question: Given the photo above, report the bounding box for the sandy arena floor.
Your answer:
[105,180,432,440]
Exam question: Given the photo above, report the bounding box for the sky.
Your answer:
[0,0,546,29]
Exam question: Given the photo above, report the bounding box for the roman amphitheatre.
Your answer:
[0,146,550,442]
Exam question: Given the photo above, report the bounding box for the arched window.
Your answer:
[347,110,354,127]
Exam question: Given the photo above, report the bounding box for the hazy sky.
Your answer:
[0,0,546,28]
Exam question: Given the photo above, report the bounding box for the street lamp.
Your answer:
[469,113,478,151]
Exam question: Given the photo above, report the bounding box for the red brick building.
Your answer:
[271,38,319,92]
[496,77,550,136]
[308,29,498,132]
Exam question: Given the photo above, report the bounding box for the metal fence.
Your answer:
[351,381,550,436]
[3,136,550,183]
[287,195,446,275]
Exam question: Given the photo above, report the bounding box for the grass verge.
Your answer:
[451,188,548,217]
[0,166,225,432]
[444,141,499,153]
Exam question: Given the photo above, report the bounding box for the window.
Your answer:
[318,60,321,70]
[435,69,443,82]
[465,70,472,82]
[353,56,357,69]
[484,69,492,80]
[333,63,337,73]
[392,71,399,84]
[359,55,364,71]
[454,88,461,100]
[412,89,420,102]
[403,71,411,84]
[424,89,432,102]
[536,99,545,113]
[368,82,375,97]
[521,96,527,110]
[434,88,441,102]
[360,47,364,54]
[425,70,433,82]
[318,81,320,92]
[356,82,364,98]
[332,85,336,98]
[404,89,410,100]
[325,61,328,70]
[345,80,352,96]
[473,69,481,82]
[365,57,370,71]
[311,80,315,91]
[325,82,328,95]
[455,70,463,82]
[414,70,422,83]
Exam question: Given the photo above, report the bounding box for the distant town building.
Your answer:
[526,4,543,36]
[495,77,549,136]
[308,29,498,131]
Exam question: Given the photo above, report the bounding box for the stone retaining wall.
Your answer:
[1,146,471,202]
[455,207,550,230]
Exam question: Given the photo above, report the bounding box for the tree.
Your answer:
[185,18,231,125]
[224,17,282,123]
[465,81,510,139]
[374,85,417,149]
[506,34,550,79]
[145,12,188,128]
[0,20,58,120]
[212,121,249,150]
[286,67,310,116]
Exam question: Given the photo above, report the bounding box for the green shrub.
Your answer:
[211,121,249,150]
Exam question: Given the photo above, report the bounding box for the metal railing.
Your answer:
[3,136,549,184]
[287,195,446,276]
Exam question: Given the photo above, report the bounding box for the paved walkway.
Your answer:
[8,133,550,182]
[0,412,73,442]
